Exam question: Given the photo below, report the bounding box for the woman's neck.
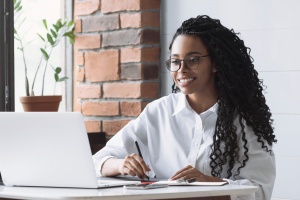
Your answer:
[186,91,218,114]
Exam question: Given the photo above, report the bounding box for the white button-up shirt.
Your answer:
[93,93,275,200]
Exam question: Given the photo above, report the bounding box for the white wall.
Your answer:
[160,1,300,199]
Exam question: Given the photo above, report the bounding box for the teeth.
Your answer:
[179,78,194,83]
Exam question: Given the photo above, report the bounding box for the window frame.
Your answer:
[0,0,15,111]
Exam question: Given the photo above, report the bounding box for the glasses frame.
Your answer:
[165,55,210,72]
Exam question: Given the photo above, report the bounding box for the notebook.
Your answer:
[153,180,228,186]
[0,112,140,188]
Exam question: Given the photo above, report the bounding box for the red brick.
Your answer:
[85,50,119,82]
[120,12,160,29]
[141,47,160,62]
[101,0,140,13]
[121,47,159,63]
[74,0,100,16]
[103,83,140,98]
[120,13,141,28]
[82,14,119,32]
[103,82,158,98]
[74,34,101,50]
[85,120,101,133]
[121,101,148,116]
[73,98,81,112]
[73,82,81,112]
[102,29,141,47]
[77,84,102,98]
[121,64,141,80]
[74,51,84,66]
[82,101,119,116]
[141,82,158,98]
[140,0,160,10]
[103,119,131,135]
[141,29,160,44]
[75,19,82,33]
[76,67,85,82]
[101,0,160,13]
[141,12,160,28]
[121,64,158,80]
[141,64,158,80]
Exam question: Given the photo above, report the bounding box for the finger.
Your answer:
[128,154,146,174]
[170,165,193,179]
[124,159,144,178]
[130,153,151,172]
[122,155,144,178]
[129,154,151,180]
[122,165,137,177]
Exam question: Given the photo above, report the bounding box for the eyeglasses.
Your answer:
[165,55,210,72]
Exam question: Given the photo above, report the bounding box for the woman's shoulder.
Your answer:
[145,93,182,111]
[150,93,181,105]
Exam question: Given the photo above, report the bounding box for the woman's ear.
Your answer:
[213,65,217,72]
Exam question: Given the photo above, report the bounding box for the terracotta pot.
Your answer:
[20,95,62,112]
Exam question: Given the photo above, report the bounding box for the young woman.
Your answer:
[93,15,277,200]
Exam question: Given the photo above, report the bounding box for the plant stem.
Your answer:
[41,47,53,96]
[31,53,44,96]
[15,31,30,96]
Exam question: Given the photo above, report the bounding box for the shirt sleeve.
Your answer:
[224,123,276,200]
[92,105,149,176]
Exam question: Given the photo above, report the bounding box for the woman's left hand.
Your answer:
[170,165,225,182]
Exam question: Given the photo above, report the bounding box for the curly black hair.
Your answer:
[168,15,277,179]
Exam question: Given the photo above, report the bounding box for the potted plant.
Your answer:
[14,0,75,111]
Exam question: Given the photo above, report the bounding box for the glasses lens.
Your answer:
[186,57,200,69]
[166,59,179,71]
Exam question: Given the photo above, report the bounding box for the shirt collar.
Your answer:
[199,102,219,119]
[172,93,189,116]
[172,93,219,118]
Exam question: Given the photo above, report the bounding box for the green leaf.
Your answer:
[47,33,54,46]
[69,37,75,44]
[14,0,21,10]
[56,19,62,29]
[14,27,17,34]
[63,31,74,37]
[40,48,49,60]
[43,19,48,30]
[50,29,57,38]
[57,77,68,82]
[68,21,74,28]
[55,67,62,74]
[54,74,59,82]
[37,33,45,41]
[16,6,22,12]
[53,24,59,32]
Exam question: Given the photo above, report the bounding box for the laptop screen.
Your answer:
[0,112,99,188]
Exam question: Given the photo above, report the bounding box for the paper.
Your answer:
[152,180,227,186]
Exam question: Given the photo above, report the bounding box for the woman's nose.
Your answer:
[178,60,189,73]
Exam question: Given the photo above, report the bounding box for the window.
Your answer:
[0,0,14,111]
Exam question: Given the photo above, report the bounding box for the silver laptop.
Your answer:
[0,112,140,188]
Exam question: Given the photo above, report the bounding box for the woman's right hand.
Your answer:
[101,154,151,179]
[117,153,151,179]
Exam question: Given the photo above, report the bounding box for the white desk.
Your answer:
[0,185,257,200]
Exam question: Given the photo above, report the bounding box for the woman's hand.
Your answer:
[117,153,151,179]
[101,154,151,179]
[170,165,225,182]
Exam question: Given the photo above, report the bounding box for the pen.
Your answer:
[134,141,149,180]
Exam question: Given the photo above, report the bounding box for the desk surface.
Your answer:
[0,184,258,200]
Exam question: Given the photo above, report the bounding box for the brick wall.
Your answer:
[73,0,161,139]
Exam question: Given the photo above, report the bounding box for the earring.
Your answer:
[213,68,217,72]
